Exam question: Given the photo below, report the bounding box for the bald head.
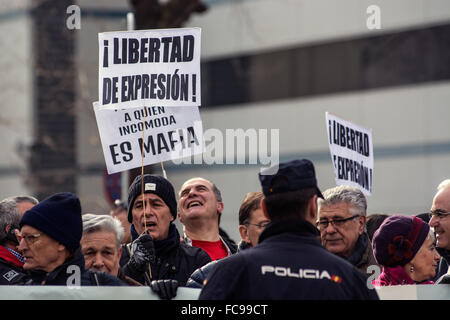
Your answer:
[430,179,450,249]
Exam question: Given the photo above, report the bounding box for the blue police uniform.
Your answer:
[199,219,379,300]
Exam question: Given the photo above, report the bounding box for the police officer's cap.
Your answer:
[258,159,323,198]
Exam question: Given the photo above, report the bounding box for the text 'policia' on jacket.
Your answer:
[120,223,211,285]
[199,219,379,300]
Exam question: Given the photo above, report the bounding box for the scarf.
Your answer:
[347,233,368,266]
[373,265,434,286]
[0,245,24,267]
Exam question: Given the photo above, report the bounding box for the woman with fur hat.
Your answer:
[372,215,440,286]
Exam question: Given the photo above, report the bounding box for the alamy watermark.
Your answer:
[66,5,81,30]
[366,264,381,289]
[366,5,381,30]
[169,121,280,175]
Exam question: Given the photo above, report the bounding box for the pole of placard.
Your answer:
[161,161,167,179]
[120,12,135,206]
[128,11,152,282]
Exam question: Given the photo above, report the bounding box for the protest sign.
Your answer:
[98,28,201,110]
[325,112,374,195]
[94,103,204,174]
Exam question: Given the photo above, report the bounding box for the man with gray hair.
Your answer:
[0,198,30,284]
[81,214,139,286]
[317,185,378,277]
[8,196,39,216]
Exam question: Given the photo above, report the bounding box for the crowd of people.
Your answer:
[0,158,449,300]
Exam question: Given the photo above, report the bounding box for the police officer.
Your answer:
[199,159,379,300]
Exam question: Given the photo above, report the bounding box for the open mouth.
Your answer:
[142,221,157,228]
[187,200,203,209]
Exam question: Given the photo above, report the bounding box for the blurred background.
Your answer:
[0,0,449,242]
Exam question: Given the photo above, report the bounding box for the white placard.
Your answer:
[325,112,374,195]
[94,102,204,174]
[98,28,201,110]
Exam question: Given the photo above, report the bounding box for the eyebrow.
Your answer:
[134,198,165,206]
[180,184,209,195]
[84,244,116,251]
[319,215,347,220]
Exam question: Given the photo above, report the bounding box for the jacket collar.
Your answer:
[29,248,86,284]
[154,223,179,256]
[258,218,320,244]
[183,234,233,257]
[376,265,416,286]
[237,240,251,252]
[347,233,369,266]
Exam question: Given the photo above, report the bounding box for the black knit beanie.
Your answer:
[127,174,177,223]
[19,192,82,253]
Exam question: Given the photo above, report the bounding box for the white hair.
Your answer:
[82,213,124,250]
[317,185,367,216]
[437,179,450,191]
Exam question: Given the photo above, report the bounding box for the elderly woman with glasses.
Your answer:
[372,215,440,286]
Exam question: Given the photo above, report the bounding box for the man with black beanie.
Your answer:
[120,174,211,298]
[18,192,124,286]
[199,159,379,300]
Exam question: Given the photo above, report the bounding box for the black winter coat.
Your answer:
[121,223,211,285]
[199,219,379,300]
[435,247,450,282]
[24,248,125,286]
[0,259,29,285]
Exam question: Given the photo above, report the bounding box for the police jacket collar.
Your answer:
[258,218,320,244]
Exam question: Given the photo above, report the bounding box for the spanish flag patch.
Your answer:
[331,275,342,283]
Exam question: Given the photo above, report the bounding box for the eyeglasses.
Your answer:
[429,209,450,220]
[17,232,42,245]
[245,221,270,229]
[316,214,360,230]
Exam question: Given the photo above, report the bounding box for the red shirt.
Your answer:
[192,239,228,261]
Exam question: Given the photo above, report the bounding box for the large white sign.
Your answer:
[98,28,201,110]
[325,112,374,195]
[94,103,204,174]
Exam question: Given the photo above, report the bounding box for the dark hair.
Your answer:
[366,213,389,242]
[264,187,317,220]
[239,192,264,225]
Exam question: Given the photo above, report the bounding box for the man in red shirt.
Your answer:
[178,177,236,260]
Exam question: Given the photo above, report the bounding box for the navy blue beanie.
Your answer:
[19,192,82,253]
[127,174,177,223]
